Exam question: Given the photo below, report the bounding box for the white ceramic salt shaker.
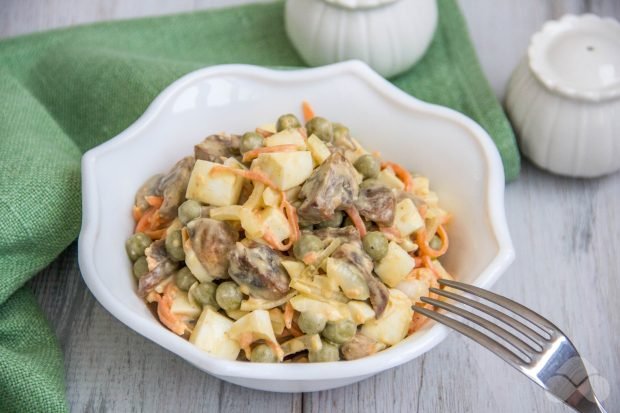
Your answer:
[505,14,620,177]
[284,0,437,78]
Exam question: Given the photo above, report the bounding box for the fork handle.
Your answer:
[570,384,607,413]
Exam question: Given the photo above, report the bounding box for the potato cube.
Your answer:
[186,159,244,206]
[393,198,424,237]
[374,241,415,287]
[190,308,240,360]
[260,207,291,243]
[170,291,201,319]
[256,123,276,134]
[307,134,331,165]
[264,128,306,149]
[262,186,282,208]
[253,151,313,190]
[378,167,405,190]
[240,206,290,243]
[361,289,413,345]
[347,301,375,325]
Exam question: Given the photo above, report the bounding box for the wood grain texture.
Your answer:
[3,0,618,411]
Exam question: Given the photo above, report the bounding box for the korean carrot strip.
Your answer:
[241,144,299,162]
[302,101,315,122]
[145,195,164,208]
[416,224,449,258]
[210,165,279,190]
[344,206,367,237]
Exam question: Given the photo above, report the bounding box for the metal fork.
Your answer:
[414,279,607,413]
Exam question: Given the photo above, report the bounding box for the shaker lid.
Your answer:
[528,14,620,102]
[323,0,399,10]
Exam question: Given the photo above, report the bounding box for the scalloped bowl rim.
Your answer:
[79,61,514,384]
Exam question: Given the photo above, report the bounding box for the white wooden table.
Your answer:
[3,1,619,411]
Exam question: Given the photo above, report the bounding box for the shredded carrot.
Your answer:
[281,197,300,245]
[132,206,143,222]
[344,206,367,237]
[416,224,449,258]
[422,255,443,282]
[413,256,423,268]
[409,304,432,334]
[302,101,315,122]
[263,230,293,251]
[156,284,188,336]
[241,144,300,162]
[382,161,414,192]
[135,207,156,233]
[210,165,279,190]
[256,127,275,138]
[145,195,164,209]
[284,302,294,330]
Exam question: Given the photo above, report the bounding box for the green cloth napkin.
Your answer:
[0,0,519,411]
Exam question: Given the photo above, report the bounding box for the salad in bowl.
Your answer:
[126,103,454,364]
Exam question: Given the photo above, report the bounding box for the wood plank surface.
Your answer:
[2,0,618,411]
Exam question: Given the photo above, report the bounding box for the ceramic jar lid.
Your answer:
[528,14,620,102]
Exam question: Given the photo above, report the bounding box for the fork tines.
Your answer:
[417,279,556,367]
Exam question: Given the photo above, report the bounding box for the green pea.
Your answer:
[354,154,380,179]
[125,232,152,262]
[332,124,351,145]
[276,114,301,131]
[429,235,442,250]
[175,267,197,291]
[297,311,327,335]
[165,229,185,262]
[308,341,340,362]
[240,132,264,154]
[362,231,389,261]
[317,211,344,229]
[293,234,323,261]
[215,281,243,311]
[306,116,333,143]
[178,200,202,225]
[132,256,149,279]
[191,282,219,309]
[322,319,356,344]
[250,343,278,363]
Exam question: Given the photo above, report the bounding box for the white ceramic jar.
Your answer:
[284,0,437,78]
[505,14,620,177]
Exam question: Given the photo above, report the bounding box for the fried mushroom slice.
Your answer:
[194,133,241,163]
[158,156,195,221]
[228,242,290,300]
[341,334,384,360]
[298,153,359,224]
[137,240,179,296]
[311,225,361,244]
[355,181,396,226]
[332,242,390,318]
[184,218,239,281]
[134,174,163,213]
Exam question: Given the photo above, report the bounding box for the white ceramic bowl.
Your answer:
[79,61,514,393]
